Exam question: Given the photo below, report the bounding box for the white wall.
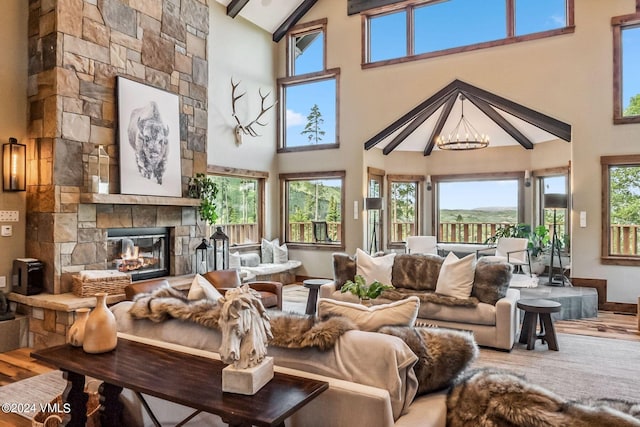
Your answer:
[0,0,28,290]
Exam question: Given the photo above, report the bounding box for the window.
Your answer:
[209,166,266,246]
[537,171,569,245]
[363,0,573,67]
[601,155,640,265]
[435,174,524,244]
[280,171,345,248]
[613,13,640,123]
[387,175,423,246]
[367,167,385,252]
[279,19,340,151]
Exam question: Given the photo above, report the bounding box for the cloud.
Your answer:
[550,14,565,26]
[286,109,305,127]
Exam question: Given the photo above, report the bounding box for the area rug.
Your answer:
[0,370,66,419]
[474,333,640,402]
[282,284,308,314]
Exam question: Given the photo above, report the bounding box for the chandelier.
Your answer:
[436,95,489,151]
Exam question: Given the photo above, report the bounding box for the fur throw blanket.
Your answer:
[382,288,479,307]
[128,285,478,395]
[447,368,640,427]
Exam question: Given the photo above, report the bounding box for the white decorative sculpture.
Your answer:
[219,285,274,394]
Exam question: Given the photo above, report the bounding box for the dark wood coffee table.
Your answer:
[32,337,328,427]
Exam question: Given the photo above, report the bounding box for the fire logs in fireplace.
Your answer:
[107,228,169,280]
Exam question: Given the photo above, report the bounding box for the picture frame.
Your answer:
[117,77,181,197]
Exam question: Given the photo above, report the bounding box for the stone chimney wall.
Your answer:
[26,0,209,293]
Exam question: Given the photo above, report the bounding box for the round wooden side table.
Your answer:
[517,298,562,351]
[303,279,331,315]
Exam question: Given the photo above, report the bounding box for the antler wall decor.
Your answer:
[231,79,276,145]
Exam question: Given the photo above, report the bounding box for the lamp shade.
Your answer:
[365,197,383,210]
[3,137,26,191]
[544,193,567,209]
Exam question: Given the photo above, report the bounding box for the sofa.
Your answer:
[108,279,478,427]
[319,252,521,350]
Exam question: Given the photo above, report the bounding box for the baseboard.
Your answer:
[570,277,638,314]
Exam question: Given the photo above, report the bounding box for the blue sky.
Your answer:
[623,26,640,112]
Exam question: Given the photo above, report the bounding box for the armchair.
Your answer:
[203,269,283,310]
[477,237,531,276]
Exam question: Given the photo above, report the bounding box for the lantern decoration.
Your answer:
[195,238,211,274]
[210,227,229,271]
[3,137,26,191]
[88,145,109,194]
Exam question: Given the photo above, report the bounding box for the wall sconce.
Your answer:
[426,175,432,191]
[524,170,531,188]
[3,137,26,191]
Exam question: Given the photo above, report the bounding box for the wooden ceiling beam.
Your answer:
[347,0,405,15]
[456,80,571,142]
[273,0,318,42]
[463,91,534,150]
[227,0,250,18]
[364,81,460,150]
[423,93,457,156]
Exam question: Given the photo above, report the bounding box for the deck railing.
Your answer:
[610,224,640,255]
[288,221,341,243]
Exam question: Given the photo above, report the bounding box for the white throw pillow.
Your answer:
[229,251,241,269]
[261,238,279,263]
[356,248,395,286]
[273,243,288,264]
[317,297,420,332]
[435,252,476,299]
[187,274,223,302]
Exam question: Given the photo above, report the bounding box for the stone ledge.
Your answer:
[79,193,200,206]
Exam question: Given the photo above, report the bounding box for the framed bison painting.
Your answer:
[117,77,181,197]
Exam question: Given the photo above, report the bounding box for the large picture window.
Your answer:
[613,13,640,123]
[435,174,524,244]
[601,156,640,265]
[279,19,340,151]
[536,170,569,246]
[387,175,424,246]
[209,166,266,247]
[363,0,573,67]
[280,171,345,248]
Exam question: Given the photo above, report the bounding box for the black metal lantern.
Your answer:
[195,238,211,274]
[3,137,26,191]
[210,226,229,270]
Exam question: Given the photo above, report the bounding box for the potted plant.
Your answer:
[526,225,550,275]
[484,223,530,245]
[188,173,219,225]
[341,275,394,305]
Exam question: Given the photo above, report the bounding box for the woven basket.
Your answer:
[72,270,131,298]
[32,388,100,427]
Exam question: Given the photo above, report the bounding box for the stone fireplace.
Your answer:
[25,0,210,294]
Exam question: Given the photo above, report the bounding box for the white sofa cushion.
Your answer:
[356,248,396,286]
[435,252,476,299]
[318,297,420,332]
[187,274,223,302]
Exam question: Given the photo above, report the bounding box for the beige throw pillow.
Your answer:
[435,252,476,299]
[317,297,420,332]
[273,243,288,264]
[356,248,396,286]
[187,274,224,302]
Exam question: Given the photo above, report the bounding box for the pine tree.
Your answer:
[301,104,325,144]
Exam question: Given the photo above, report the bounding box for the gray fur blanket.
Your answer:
[447,368,640,427]
[128,285,478,395]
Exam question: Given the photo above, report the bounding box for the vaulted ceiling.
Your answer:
[364,80,572,155]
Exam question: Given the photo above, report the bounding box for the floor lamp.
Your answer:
[544,193,567,286]
[365,197,382,253]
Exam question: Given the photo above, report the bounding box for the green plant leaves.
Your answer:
[341,274,394,299]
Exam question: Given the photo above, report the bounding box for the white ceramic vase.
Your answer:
[83,292,117,354]
[67,307,90,347]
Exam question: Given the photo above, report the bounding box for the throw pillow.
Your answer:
[317,297,420,332]
[471,258,512,305]
[261,238,279,263]
[187,274,224,302]
[229,251,241,269]
[356,248,396,286]
[333,252,356,290]
[273,243,288,264]
[435,252,476,299]
[240,253,260,267]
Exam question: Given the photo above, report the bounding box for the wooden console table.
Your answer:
[32,338,328,427]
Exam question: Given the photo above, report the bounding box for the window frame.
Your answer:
[361,0,575,69]
[534,166,570,244]
[207,165,267,249]
[612,12,640,124]
[432,172,525,244]
[367,167,386,252]
[279,170,346,250]
[600,155,640,265]
[278,19,341,152]
[387,174,424,248]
